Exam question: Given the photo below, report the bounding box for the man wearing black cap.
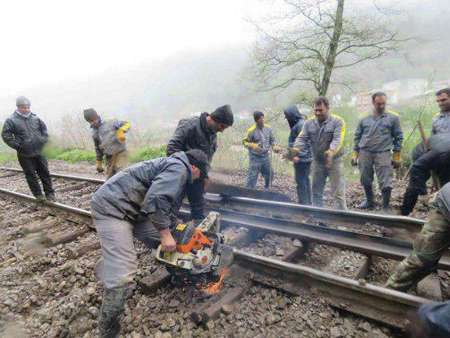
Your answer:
[1,96,55,201]
[83,108,131,178]
[243,111,280,189]
[167,105,234,222]
[91,149,209,337]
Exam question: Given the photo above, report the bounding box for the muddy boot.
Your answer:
[99,286,130,338]
[382,188,392,212]
[359,185,374,209]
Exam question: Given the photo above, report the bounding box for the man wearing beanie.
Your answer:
[83,108,131,178]
[90,149,209,337]
[167,105,234,222]
[1,96,55,201]
[243,111,280,189]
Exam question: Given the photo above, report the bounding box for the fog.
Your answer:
[0,0,449,125]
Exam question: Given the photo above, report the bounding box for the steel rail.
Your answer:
[0,167,425,235]
[0,187,434,328]
[233,249,430,328]
[0,167,438,266]
[179,207,450,270]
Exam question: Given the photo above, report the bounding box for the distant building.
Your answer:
[382,78,428,102]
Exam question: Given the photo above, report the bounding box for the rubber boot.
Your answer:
[359,185,374,209]
[98,286,130,338]
[382,188,392,212]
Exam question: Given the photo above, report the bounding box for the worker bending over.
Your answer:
[91,149,209,337]
[83,108,130,178]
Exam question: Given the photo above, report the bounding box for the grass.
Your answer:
[128,145,167,163]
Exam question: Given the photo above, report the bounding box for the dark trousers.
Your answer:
[294,162,311,205]
[401,151,450,215]
[185,178,205,220]
[17,154,54,197]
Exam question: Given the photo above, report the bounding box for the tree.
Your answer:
[251,0,405,96]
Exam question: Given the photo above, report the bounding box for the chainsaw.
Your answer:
[155,212,232,286]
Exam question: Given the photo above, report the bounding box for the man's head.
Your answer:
[207,105,234,133]
[372,92,387,115]
[436,88,450,113]
[253,111,265,128]
[313,96,330,122]
[83,108,101,127]
[185,149,209,181]
[16,96,31,115]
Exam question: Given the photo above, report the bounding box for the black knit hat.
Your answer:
[185,149,210,179]
[83,108,99,122]
[210,105,234,126]
[253,111,264,122]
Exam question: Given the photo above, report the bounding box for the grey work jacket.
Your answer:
[91,119,128,160]
[354,111,403,153]
[432,112,450,135]
[91,152,192,230]
[243,124,275,159]
[294,114,345,163]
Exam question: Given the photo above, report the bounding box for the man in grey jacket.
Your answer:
[1,96,55,201]
[243,111,279,189]
[166,105,234,222]
[352,92,403,210]
[91,149,209,338]
[83,108,131,178]
[293,97,347,210]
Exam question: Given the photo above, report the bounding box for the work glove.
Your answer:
[351,151,359,167]
[272,145,283,154]
[116,122,131,143]
[324,149,335,169]
[96,160,104,173]
[282,147,299,161]
[247,142,262,153]
[392,151,401,169]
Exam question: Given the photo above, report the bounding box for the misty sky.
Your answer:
[0,0,261,94]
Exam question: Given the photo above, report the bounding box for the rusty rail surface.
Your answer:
[0,187,434,328]
[233,250,430,328]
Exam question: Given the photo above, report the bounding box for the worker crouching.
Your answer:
[90,149,209,337]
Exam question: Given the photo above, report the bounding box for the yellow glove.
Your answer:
[247,142,261,152]
[351,151,359,167]
[392,151,401,169]
[96,160,104,173]
[116,122,131,143]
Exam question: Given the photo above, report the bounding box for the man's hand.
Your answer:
[392,151,401,169]
[324,149,335,169]
[247,142,262,153]
[292,156,301,164]
[159,228,176,252]
[272,145,283,154]
[351,151,359,167]
[203,177,210,189]
[96,160,104,173]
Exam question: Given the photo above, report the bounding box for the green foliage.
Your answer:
[0,151,16,164]
[53,149,96,163]
[128,145,167,163]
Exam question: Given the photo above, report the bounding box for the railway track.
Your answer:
[0,166,440,336]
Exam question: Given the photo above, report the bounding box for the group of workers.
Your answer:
[2,90,450,337]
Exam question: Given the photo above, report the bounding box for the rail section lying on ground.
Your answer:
[0,186,432,329]
[0,167,425,236]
